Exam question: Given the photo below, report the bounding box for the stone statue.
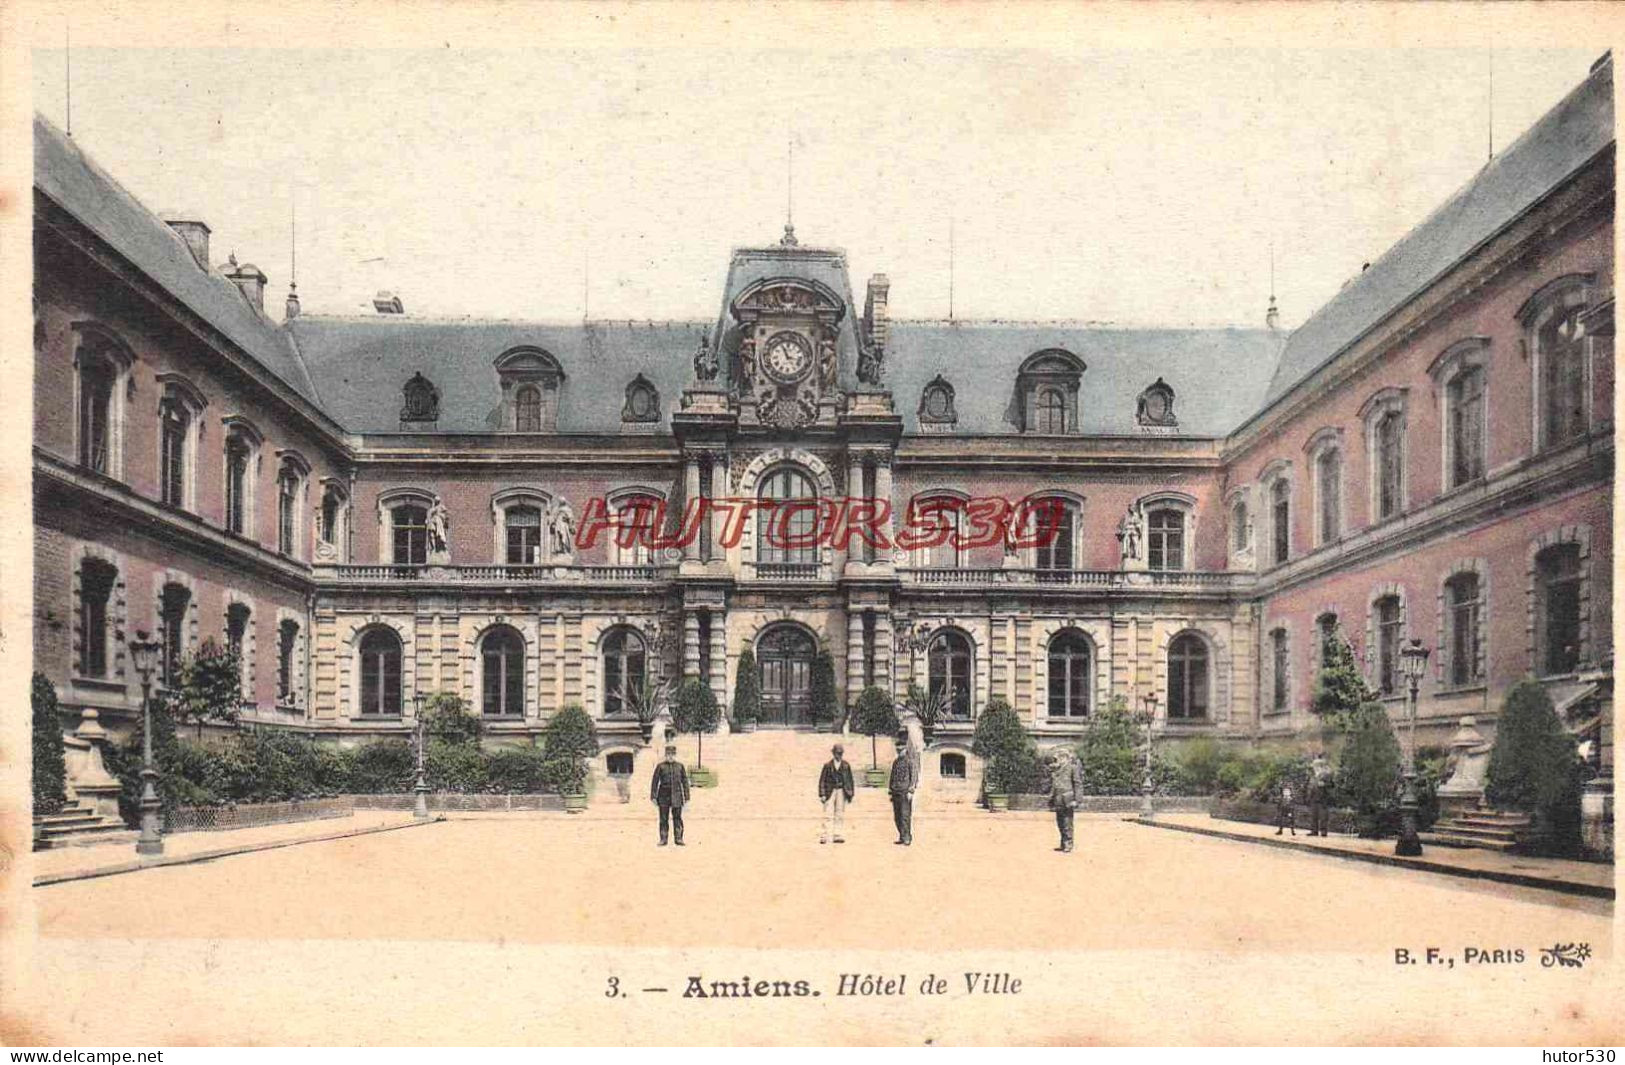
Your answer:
[692,333,719,382]
[819,332,837,389]
[737,337,757,389]
[550,502,577,558]
[857,345,883,386]
[426,500,450,558]
[1118,502,1145,562]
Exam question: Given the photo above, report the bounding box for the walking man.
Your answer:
[651,744,691,846]
[1049,748,1086,852]
[818,743,856,844]
[888,732,917,846]
[1307,752,1332,837]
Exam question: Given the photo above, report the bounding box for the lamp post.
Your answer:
[412,689,430,820]
[1140,692,1159,819]
[1395,638,1431,857]
[127,631,164,857]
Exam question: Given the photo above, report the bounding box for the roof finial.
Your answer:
[781,138,798,247]
[1266,242,1280,331]
[64,21,71,137]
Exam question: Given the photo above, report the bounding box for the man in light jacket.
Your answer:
[818,743,856,844]
[1049,748,1086,853]
[888,733,918,846]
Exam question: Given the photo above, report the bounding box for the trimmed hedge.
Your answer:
[32,674,68,815]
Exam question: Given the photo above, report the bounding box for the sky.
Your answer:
[29,44,1602,328]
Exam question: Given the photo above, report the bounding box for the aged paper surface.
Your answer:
[0,0,1620,1047]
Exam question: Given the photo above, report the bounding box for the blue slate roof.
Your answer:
[1263,55,1614,407]
[33,115,320,403]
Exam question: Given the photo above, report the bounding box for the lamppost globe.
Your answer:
[1399,638,1431,685]
[127,630,164,857]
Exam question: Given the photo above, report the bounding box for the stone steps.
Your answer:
[1423,804,1530,853]
[33,803,139,850]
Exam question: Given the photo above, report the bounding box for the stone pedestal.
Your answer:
[1437,715,1491,815]
[66,709,123,820]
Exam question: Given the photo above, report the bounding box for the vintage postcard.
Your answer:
[0,0,1619,1048]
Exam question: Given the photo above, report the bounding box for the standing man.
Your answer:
[1307,752,1332,837]
[651,744,691,846]
[888,732,917,846]
[1274,776,1297,837]
[818,743,856,844]
[1049,748,1086,853]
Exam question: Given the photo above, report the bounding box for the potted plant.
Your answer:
[905,683,950,747]
[542,703,599,813]
[809,649,839,732]
[624,676,672,746]
[732,649,761,733]
[851,685,900,788]
[672,676,721,788]
[973,696,1032,812]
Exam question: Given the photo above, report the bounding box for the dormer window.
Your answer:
[1016,349,1084,434]
[494,346,564,432]
[918,375,957,431]
[622,375,661,425]
[1136,377,1178,427]
[400,372,439,423]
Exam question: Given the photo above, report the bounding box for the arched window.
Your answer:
[277,465,301,557]
[159,582,191,688]
[481,626,526,716]
[225,602,251,697]
[1444,571,1484,687]
[1047,630,1091,718]
[159,397,192,508]
[1535,544,1582,676]
[757,466,818,566]
[612,494,662,566]
[1167,632,1209,720]
[1374,595,1404,696]
[1373,409,1405,521]
[1446,365,1487,488]
[358,627,403,716]
[1230,499,1249,554]
[80,558,117,678]
[78,356,115,474]
[927,630,973,719]
[1270,628,1289,713]
[277,618,300,705]
[515,385,543,432]
[1535,300,1589,449]
[602,627,647,716]
[506,505,544,565]
[1034,387,1068,434]
[1270,478,1291,566]
[1032,496,1078,575]
[1146,507,1186,571]
[909,496,964,568]
[1314,446,1342,545]
[393,504,428,566]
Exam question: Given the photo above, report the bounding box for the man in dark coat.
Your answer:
[1274,777,1297,836]
[888,733,917,846]
[1307,753,1332,837]
[818,743,856,844]
[650,744,691,846]
[1049,748,1086,853]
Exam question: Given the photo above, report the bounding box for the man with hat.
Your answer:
[650,743,691,846]
[1049,747,1086,853]
[818,743,856,844]
[888,732,918,846]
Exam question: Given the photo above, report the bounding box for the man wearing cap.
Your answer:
[650,744,691,846]
[888,732,918,846]
[1049,747,1086,853]
[818,743,856,844]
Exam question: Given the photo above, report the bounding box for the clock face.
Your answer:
[762,333,812,384]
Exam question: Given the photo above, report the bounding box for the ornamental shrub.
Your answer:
[1171,736,1228,795]
[850,686,900,769]
[427,739,490,793]
[540,756,588,795]
[1485,678,1583,852]
[1074,698,1142,795]
[972,696,1034,795]
[732,649,761,726]
[345,739,416,794]
[485,745,551,793]
[424,691,483,746]
[543,704,599,794]
[31,673,67,815]
[1335,700,1402,837]
[672,676,721,767]
[809,650,838,726]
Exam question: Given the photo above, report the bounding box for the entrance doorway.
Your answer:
[758,624,816,727]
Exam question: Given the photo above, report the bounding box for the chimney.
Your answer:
[373,291,404,315]
[863,273,890,353]
[162,215,211,270]
[223,256,268,314]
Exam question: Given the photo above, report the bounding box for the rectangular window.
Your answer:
[278,621,298,703]
[159,587,189,689]
[1034,503,1074,573]
[1538,546,1582,676]
[225,440,249,535]
[79,364,112,474]
[80,561,116,678]
[1317,451,1341,544]
[506,506,542,565]
[1376,414,1404,520]
[1448,367,1485,487]
[393,506,428,566]
[1541,309,1587,448]
[1271,629,1289,712]
[1376,597,1403,696]
[1147,509,1184,571]
[1271,483,1290,566]
[160,405,187,508]
[1446,574,1482,687]
[278,475,298,556]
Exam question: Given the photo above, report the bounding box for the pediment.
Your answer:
[731,277,845,321]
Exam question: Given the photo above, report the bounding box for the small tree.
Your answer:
[423,691,482,746]
[732,649,762,727]
[1074,695,1142,795]
[1312,632,1376,731]
[972,696,1034,795]
[1486,678,1583,852]
[32,673,67,815]
[672,676,721,768]
[850,685,900,769]
[166,638,245,739]
[1335,700,1402,837]
[809,649,838,727]
[542,703,599,795]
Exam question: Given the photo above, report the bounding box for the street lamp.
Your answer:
[127,631,164,857]
[412,689,430,820]
[1395,638,1431,857]
[1140,692,1159,819]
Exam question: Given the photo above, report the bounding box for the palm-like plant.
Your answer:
[905,682,952,741]
[623,675,674,741]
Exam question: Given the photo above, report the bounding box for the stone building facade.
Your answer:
[31,58,1614,809]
